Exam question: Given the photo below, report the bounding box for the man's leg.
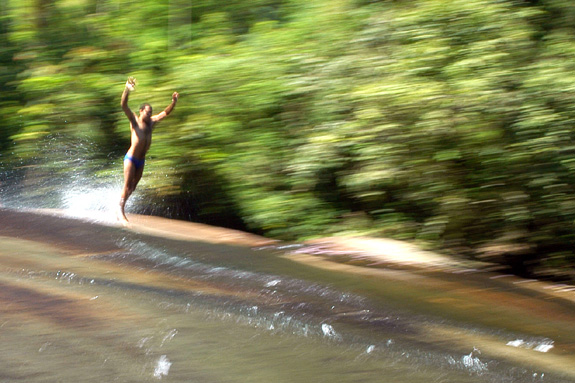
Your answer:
[117,159,137,225]
[133,164,144,188]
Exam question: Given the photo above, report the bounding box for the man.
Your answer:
[117,77,179,226]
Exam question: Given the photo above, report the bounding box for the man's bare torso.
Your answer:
[128,116,154,159]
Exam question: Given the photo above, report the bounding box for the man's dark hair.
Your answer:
[139,103,152,111]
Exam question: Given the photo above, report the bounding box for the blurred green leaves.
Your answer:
[1,0,575,278]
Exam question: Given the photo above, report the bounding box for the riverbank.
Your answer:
[23,208,472,268]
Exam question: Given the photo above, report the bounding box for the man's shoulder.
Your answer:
[126,112,138,123]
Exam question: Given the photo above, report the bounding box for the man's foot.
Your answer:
[116,206,130,227]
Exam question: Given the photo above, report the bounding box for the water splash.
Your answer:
[461,353,487,373]
[265,279,281,288]
[153,355,172,379]
[447,347,488,375]
[506,339,554,353]
[160,329,178,347]
[61,184,121,223]
[321,323,341,340]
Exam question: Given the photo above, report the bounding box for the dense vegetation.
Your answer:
[1,0,575,279]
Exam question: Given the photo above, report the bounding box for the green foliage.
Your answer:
[1,0,575,278]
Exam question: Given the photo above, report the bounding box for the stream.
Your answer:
[0,208,574,383]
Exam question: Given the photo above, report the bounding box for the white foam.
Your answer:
[534,343,554,353]
[506,339,524,348]
[161,329,178,347]
[461,352,488,373]
[154,355,172,379]
[265,279,281,287]
[321,323,341,340]
[506,339,554,353]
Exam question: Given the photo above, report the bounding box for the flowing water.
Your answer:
[0,208,574,383]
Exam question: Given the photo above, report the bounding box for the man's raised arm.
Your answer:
[152,92,179,122]
[121,77,137,123]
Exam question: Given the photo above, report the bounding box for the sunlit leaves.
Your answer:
[1,0,575,273]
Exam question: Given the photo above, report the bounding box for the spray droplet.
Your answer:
[154,355,171,379]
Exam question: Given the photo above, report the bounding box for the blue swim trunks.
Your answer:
[124,154,145,169]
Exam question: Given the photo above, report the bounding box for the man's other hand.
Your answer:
[126,77,136,92]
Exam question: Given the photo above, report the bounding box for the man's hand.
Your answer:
[126,77,136,92]
[153,92,179,122]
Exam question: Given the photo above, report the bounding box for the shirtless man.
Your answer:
[117,77,179,225]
